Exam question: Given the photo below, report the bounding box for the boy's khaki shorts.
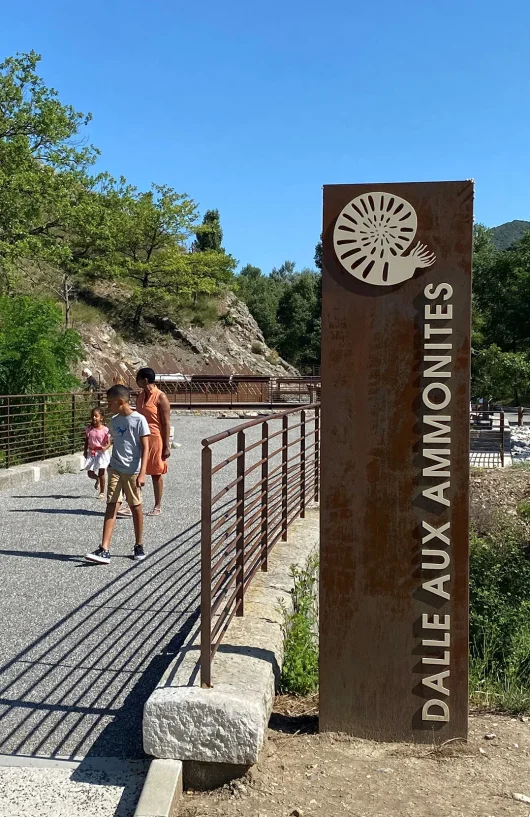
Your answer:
[107,468,142,506]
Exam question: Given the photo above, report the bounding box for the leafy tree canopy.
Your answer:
[192,208,224,253]
[0,52,98,290]
[0,295,83,394]
[0,51,236,339]
[237,249,322,368]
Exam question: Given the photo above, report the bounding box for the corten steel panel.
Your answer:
[320,181,473,742]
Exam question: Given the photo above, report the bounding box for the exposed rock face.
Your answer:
[77,293,298,386]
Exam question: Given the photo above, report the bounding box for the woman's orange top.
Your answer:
[136,386,168,475]
[137,386,164,435]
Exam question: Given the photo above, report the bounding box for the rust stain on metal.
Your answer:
[320,181,473,742]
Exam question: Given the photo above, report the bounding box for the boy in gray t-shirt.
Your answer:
[85,385,150,565]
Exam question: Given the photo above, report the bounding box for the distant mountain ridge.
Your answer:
[490,220,530,251]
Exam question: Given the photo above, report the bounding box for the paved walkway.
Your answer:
[0,416,234,762]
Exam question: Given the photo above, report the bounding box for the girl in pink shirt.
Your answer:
[83,408,111,499]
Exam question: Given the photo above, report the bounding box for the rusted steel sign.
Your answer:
[320,181,473,742]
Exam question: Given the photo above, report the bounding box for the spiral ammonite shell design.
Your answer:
[333,192,436,286]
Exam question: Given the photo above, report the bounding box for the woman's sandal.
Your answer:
[146,508,162,517]
[117,507,133,518]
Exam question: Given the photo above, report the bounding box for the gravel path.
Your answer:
[0,758,147,817]
[0,415,237,761]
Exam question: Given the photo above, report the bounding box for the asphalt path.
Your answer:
[0,415,240,761]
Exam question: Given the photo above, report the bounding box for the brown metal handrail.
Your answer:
[0,377,322,470]
[0,391,105,469]
[200,403,320,687]
[156,376,321,408]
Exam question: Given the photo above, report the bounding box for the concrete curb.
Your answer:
[133,759,183,817]
[143,509,319,783]
[0,452,85,492]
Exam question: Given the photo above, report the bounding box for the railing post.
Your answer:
[261,421,269,571]
[500,411,505,467]
[236,430,246,615]
[282,414,289,541]
[518,406,524,427]
[41,396,46,460]
[300,410,306,518]
[6,396,10,470]
[314,405,320,502]
[200,443,213,688]
[71,394,76,454]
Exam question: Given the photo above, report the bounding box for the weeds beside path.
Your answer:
[470,467,530,713]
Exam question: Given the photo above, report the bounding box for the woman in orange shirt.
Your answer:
[135,367,171,515]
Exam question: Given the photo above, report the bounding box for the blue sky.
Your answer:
[2,1,529,272]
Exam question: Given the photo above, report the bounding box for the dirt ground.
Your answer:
[181,697,530,817]
[470,465,530,526]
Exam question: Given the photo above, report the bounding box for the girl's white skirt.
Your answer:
[83,449,111,473]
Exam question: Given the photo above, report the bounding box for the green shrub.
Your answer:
[279,553,319,696]
[470,516,530,713]
[221,312,235,327]
[266,349,280,365]
[70,302,108,326]
[251,340,266,355]
[0,295,82,394]
[518,499,530,521]
[175,298,219,328]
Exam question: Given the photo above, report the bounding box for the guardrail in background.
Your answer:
[199,404,320,687]
[158,376,321,407]
[0,378,322,470]
[0,392,103,469]
[470,409,506,467]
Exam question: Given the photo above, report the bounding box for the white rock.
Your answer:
[512,793,530,805]
[144,685,267,765]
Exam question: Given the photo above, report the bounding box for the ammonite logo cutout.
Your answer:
[333,192,436,286]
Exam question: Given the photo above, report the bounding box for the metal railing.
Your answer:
[158,376,321,407]
[0,392,103,469]
[0,378,322,470]
[200,404,320,687]
[470,409,506,467]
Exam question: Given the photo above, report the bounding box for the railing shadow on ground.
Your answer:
[0,493,237,765]
[0,519,203,763]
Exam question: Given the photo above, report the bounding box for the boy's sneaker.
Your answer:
[134,545,147,561]
[85,547,111,564]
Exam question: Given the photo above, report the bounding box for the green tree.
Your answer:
[276,271,321,367]
[270,260,297,282]
[0,51,97,291]
[192,208,223,252]
[473,230,530,353]
[19,174,126,325]
[237,264,283,344]
[314,238,322,271]
[110,186,235,328]
[0,295,83,394]
[472,345,530,405]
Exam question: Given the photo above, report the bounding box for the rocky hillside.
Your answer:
[77,293,298,386]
